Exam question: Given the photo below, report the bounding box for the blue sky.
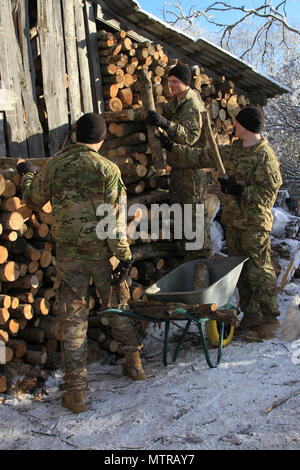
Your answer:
[137,0,300,32]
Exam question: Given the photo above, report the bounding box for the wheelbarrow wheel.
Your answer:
[206,320,234,347]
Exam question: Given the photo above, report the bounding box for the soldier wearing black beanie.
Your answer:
[76,112,107,144]
[235,106,264,134]
[168,62,192,86]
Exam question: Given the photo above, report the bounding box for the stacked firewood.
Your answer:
[98,28,249,145]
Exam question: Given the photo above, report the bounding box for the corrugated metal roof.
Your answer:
[97,0,291,104]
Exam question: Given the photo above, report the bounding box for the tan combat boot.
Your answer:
[244,317,280,342]
[123,352,146,381]
[61,390,87,413]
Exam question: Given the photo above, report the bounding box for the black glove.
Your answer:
[156,131,173,151]
[218,176,244,196]
[111,259,133,285]
[16,161,35,176]
[147,110,170,131]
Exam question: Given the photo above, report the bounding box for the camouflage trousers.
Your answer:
[226,227,280,319]
[169,201,212,262]
[54,257,141,392]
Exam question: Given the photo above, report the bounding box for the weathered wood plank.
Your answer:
[84,0,105,113]
[61,0,82,124]
[37,0,69,155]
[74,0,93,113]
[18,0,45,157]
[0,0,28,158]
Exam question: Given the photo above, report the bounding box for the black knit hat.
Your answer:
[76,113,107,144]
[168,63,191,86]
[236,106,264,134]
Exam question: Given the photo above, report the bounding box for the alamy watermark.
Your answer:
[95,197,204,251]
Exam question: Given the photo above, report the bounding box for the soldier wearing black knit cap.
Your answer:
[147,62,212,260]
[164,105,283,342]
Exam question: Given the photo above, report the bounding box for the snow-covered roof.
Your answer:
[97,0,292,105]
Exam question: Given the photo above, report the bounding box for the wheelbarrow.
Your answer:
[100,256,248,369]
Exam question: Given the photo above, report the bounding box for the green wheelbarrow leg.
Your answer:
[198,320,224,368]
[163,320,171,366]
[171,320,192,364]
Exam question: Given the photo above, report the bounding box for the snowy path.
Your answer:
[0,281,299,451]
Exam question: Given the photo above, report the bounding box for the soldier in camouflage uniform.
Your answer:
[147,63,211,260]
[160,106,282,341]
[17,113,145,413]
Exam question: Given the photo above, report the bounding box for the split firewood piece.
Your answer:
[0,295,11,309]
[0,261,20,282]
[33,297,50,316]
[0,308,10,325]
[137,69,166,170]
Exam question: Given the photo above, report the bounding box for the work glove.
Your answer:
[147,110,170,131]
[218,176,244,196]
[155,131,173,151]
[16,161,35,176]
[111,259,133,285]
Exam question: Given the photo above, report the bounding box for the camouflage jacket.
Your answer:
[162,88,204,146]
[161,88,206,205]
[170,138,282,231]
[21,144,132,261]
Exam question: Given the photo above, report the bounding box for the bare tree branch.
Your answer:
[163,1,300,58]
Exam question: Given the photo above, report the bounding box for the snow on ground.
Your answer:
[0,279,299,451]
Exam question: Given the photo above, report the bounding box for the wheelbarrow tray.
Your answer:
[145,256,248,308]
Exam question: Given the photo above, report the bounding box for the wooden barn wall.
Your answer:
[0,0,104,159]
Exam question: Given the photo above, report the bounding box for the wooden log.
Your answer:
[103,109,136,122]
[0,212,24,231]
[24,350,47,366]
[3,318,19,335]
[2,180,16,198]
[0,308,10,325]
[0,174,6,196]
[0,245,8,264]
[33,298,50,316]
[118,87,133,108]
[4,346,13,363]
[105,97,123,112]
[5,274,39,290]
[0,295,11,309]
[0,261,20,282]
[113,121,146,138]
[1,231,18,241]
[10,304,33,320]
[9,291,34,304]
[130,238,178,260]
[7,339,27,358]
[137,69,166,170]
[102,132,147,150]
[1,196,21,212]
[0,329,9,343]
